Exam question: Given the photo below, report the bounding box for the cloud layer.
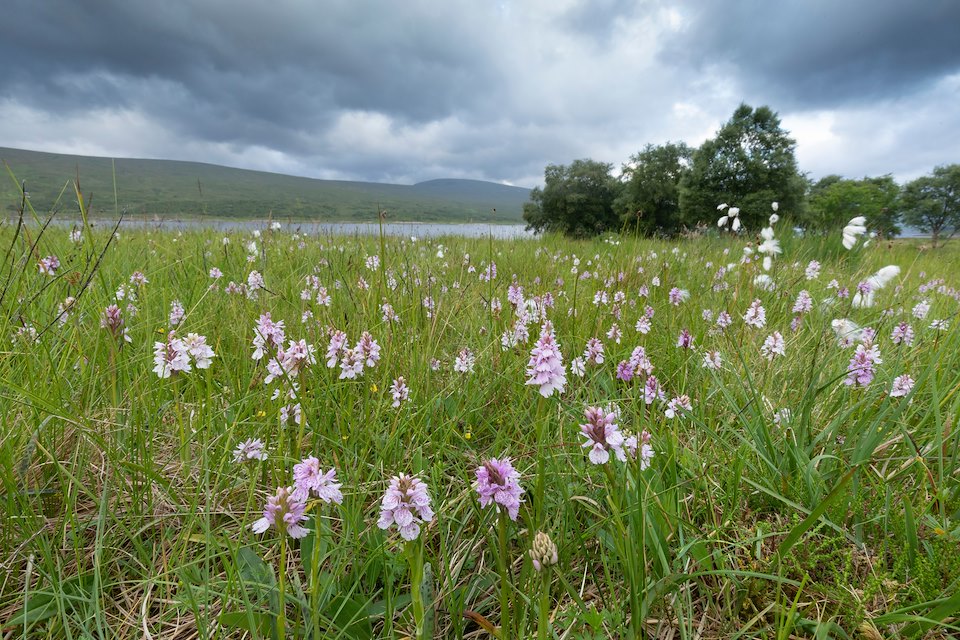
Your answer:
[1,0,957,187]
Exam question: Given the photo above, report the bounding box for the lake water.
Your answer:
[28,217,535,239]
[897,226,933,239]
[6,216,931,239]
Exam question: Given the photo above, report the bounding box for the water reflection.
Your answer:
[27,217,534,239]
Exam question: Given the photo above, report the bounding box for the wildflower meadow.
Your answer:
[2,206,960,638]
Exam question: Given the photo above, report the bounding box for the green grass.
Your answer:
[1,202,959,638]
[0,147,531,222]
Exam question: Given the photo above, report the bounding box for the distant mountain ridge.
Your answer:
[0,147,531,223]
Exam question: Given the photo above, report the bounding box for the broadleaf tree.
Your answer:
[806,175,901,237]
[522,159,622,238]
[614,142,692,236]
[679,103,805,230]
[899,164,960,247]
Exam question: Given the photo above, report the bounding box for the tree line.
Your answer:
[523,103,960,245]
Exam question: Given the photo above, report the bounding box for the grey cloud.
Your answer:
[665,0,960,108]
[556,0,641,42]
[786,74,960,182]
[0,0,955,187]
[1,1,501,128]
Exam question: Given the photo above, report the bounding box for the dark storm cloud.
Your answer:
[0,0,606,184]
[665,0,960,108]
[1,1,501,132]
[0,0,956,185]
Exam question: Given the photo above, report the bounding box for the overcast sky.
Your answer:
[1,0,958,188]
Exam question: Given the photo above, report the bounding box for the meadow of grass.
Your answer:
[1,207,959,638]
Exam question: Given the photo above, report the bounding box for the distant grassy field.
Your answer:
[1,147,531,223]
[2,218,959,638]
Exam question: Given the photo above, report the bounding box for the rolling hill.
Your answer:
[0,147,531,223]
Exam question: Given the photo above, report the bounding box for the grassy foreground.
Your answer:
[1,217,959,639]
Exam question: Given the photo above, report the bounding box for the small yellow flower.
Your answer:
[464,431,472,440]
[342,435,349,441]
[156,327,166,334]
[934,527,946,536]
[256,410,266,418]
[370,384,378,393]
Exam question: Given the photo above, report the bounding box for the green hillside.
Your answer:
[0,147,531,223]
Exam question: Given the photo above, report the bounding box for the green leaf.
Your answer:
[904,499,918,571]
[301,530,315,572]
[237,547,278,614]
[367,594,411,618]
[238,547,277,588]
[582,607,604,630]
[321,596,373,640]
[875,591,960,638]
[219,610,276,638]
[686,540,717,572]
[419,562,435,639]
[1,592,58,630]
[301,525,331,577]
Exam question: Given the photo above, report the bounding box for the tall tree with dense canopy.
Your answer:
[899,164,960,247]
[614,142,692,236]
[522,159,621,237]
[679,104,805,230]
[806,175,901,237]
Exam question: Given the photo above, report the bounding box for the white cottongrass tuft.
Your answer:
[717,205,741,232]
[852,265,900,308]
[841,216,867,250]
[831,318,864,346]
